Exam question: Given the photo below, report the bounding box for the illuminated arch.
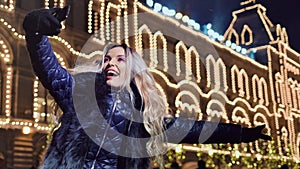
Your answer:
[138,24,154,66]
[232,107,251,126]
[91,0,106,40]
[241,24,253,45]
[89,0,129,43]
[206,54,215,88]
[153,31,168,71]
[175,43,201,82]
[231,65,250,99]
[253,113,270,129]
[175,91,201,119]
[239,69,249,99]
[175,41,188,77]
[216,59,228,91]
[206,55,227,91]
[206,99,229,122]
[105,2,122,42]
[231,65,239,94]
[252,75,269,106]
[228,29,239,45]
[188,46,201,83]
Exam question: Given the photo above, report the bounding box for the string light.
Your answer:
[88,0,93,33]
[138,24,154,65]
[153,31,167,70]
[0,0,14,11]
[175,91,201,118]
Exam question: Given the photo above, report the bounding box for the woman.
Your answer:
[23,6,271,169]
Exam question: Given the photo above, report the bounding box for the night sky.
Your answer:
[141,0,300,52]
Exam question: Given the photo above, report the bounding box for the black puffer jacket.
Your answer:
[26,35,243,169]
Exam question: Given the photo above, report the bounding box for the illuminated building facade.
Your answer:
[0,0,299,168]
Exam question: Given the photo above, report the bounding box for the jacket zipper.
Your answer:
[90,93,120,169]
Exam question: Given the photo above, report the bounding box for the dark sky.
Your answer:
[141,0,300,52]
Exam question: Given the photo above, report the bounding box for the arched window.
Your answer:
[138,24,153,67]
[228,29,239,45]
[189,47,201,83]
[175,41,188,77]
[241,25,253,45]
[153,31,168,71]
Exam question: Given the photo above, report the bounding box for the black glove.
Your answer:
[241,125,272,143]
[23,5,70,36]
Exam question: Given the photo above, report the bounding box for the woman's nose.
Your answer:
[108,58,117,66]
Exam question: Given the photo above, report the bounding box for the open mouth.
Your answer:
[106,70,119,77]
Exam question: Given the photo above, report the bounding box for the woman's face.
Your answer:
[103,46,127,88]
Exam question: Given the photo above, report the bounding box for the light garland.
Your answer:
[0,0,14,11]
[94,11,99,34]
[105,2,121,42]
[87,0,93,34]
[0,34,13,119]
[188,46,201,83]
[0,117,51,133]
[153,31,168,71]
[232,107,251,126]
[175,41,188,77]
[175,90,201,118]
[240,0,256,6]
[206,99,229,122]
[33,76,39,122]
[138,24,154,65]
[4,66,12,117]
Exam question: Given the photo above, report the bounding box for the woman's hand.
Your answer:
[241,125,272,143]
[23,5,70,36]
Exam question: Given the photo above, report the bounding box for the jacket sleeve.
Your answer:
[25,35,73,109]
[164,117,242,144]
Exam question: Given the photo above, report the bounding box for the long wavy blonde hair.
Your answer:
[71,43,167,168]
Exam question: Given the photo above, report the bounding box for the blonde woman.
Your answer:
[23,6,271,169]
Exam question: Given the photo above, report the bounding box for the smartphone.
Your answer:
[55,5,71,22]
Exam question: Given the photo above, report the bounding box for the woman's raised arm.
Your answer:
[23,7,73,108]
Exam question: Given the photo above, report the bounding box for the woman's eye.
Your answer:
[118,57,126,62]
[104,57,109,62]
